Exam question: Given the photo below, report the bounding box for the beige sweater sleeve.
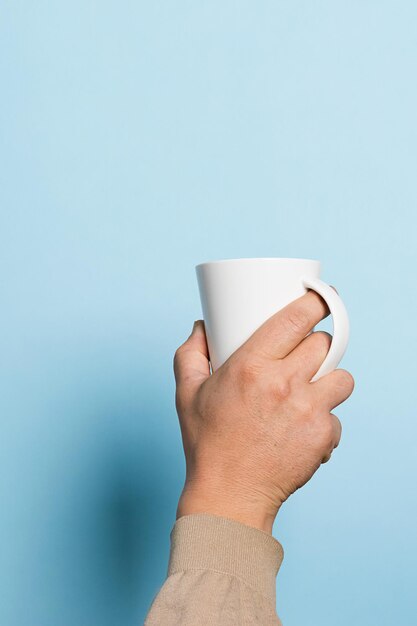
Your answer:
[144,513,284,625]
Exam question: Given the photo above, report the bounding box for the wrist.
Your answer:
[176,483,278,535]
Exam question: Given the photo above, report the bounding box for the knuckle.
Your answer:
[173,348,183,372]
[317,418,335,450]
[294,396,315,420]
[173,344,193,382]
[269,376,291,402]
[173,342,190,367]
[286,307,310,334]
[333,423,342,448]
[238,359,261,385]
[173,343,185,362]
[336,369,355,394]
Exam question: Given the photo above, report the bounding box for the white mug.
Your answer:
[195,257,349,382]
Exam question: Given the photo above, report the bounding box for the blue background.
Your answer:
[1,2,416,625]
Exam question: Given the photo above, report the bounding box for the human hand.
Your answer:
[173,291,354,534]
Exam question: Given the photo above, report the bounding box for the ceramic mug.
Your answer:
[195,257,349,382]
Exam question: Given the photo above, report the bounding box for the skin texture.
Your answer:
[174,290,355,534]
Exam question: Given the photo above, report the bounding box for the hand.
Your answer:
[173,291,355,534]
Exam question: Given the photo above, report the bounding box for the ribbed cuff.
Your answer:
[167,513,284,602]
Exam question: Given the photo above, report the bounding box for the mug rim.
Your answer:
[196,257,320,269]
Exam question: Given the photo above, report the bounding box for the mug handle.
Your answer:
[301,277,350,382]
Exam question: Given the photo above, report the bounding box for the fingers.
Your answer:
[241,290,330,362]
[311,368,355,411]
[321,413,342,463]
[284,331,332,381]
[332,413,342,449]
[173,320,211,391]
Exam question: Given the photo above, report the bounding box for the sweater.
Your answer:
[144,513,284,625]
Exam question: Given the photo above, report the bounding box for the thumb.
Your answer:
[173,320,211,389]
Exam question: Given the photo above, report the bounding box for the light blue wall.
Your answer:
[1,2,416,625]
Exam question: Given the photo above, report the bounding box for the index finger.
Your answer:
[240,290,330,361]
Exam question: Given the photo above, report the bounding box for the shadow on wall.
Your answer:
[94,402,182,626]
[41,364,183,626]
[95,431,178,626]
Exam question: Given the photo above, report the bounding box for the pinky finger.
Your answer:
[312,368,355,411]
[322,413,342,463]
[331,413,342,448]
